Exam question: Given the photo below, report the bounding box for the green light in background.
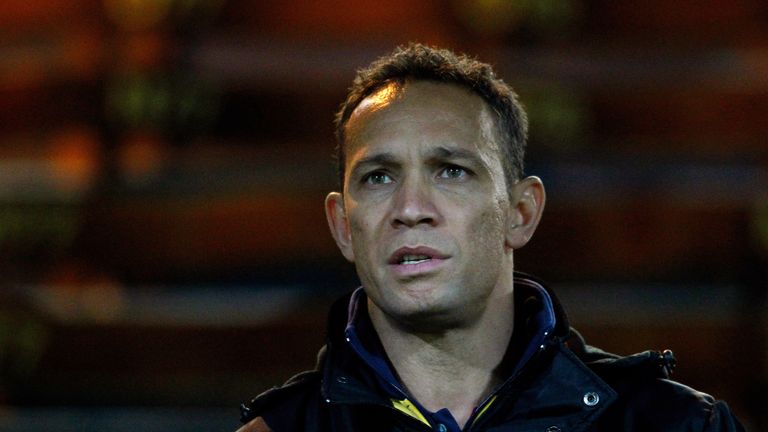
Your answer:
[524,85,590,152]
[452,0,580,37]
[105,72,220,136]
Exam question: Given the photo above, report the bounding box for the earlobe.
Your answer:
[324,192,355,262]
[505,176,546,250]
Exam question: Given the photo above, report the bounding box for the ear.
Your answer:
[505,176,546,250]
[325,192,355,262]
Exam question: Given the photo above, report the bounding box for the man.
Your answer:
[237,44,744,431]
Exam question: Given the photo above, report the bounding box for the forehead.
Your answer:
[345,81,498,157]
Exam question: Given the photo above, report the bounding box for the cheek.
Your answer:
[349,208,375,238]
[348,210,382,261]
[470,204,507,255]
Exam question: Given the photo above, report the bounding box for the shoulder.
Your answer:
[597,375,743,431]
[575,343,744,431]
[239,369,324,431]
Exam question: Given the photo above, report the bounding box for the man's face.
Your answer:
[330,81,517,329]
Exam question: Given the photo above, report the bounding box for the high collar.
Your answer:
[343,274,559,398]
[320,273,618,431]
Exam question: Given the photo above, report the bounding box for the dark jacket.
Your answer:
[238,275,745,431]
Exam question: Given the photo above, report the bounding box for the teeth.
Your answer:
[400,254,430,265]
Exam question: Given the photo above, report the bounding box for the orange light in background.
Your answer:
[117,132,168,185]
[48,126,101,197]
[118,32,170,70]
[271,0,434,30]
[0,44,49,92]
[260,0,454,44]
[43,259,126,324]
[61,32,105,78]
[0,33,104,92]
[0,0,86,29]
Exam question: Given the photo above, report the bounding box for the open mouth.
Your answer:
[388,247,449,277]
[389,247,448,267]
[399,254,431,265]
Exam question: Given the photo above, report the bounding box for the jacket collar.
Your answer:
[321,273,618,431]
[342,275,560,394]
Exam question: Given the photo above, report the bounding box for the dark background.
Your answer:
[0,1,766,430]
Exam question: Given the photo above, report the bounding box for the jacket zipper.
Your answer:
[465,334,555,430]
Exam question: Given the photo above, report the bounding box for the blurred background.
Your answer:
[0,0,767,430]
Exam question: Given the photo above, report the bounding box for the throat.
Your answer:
[366,287,516,428]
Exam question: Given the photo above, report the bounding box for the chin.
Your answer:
[398,307,465,332]
[388,280,450,309]
[382,291,465,330]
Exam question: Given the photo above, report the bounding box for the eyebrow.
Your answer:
[349,152,400,179]
[425,146,485,168]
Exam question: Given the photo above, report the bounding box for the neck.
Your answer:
[368,281,515,428]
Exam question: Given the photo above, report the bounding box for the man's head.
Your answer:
[325,45,544,330]
[334,43,529,198]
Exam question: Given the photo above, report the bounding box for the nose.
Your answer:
[391,175,439,228]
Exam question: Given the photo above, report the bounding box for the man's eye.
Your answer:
[364,172,393,185]
[438,166,468,179]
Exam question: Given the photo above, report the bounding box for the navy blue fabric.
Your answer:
[344,287,406,399]
[512,277,556,377]
[432,408,461,432]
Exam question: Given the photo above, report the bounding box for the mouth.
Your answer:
[388,246,450,276]
[398,254,432,265]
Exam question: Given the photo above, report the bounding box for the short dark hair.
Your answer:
[333,43,528,194]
